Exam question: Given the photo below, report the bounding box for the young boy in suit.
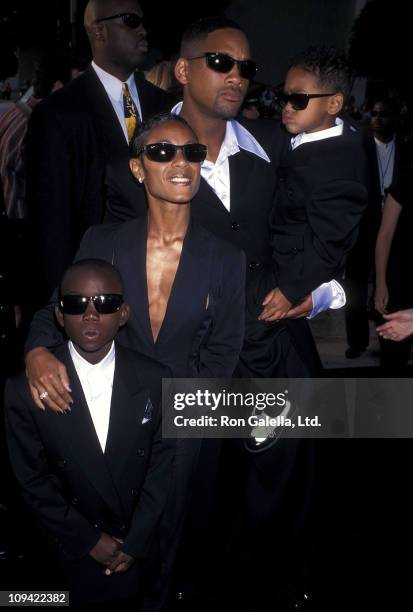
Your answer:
[258,44,368,325]
[5,259,172,609]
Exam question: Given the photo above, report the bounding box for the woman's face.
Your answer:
[130,120,202,206]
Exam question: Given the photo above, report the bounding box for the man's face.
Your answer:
[281,66,339,135]
[370,102,394,136]
[55,268,129,364]
[96,0,148,72]
[130,120,202,205]
[178,28,252,119]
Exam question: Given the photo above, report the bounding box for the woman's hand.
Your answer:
[25,347,72,413]
[374,283,389,315]
[377,310,413,342]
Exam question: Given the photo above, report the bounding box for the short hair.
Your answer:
[289,45,352,98]
[59,259,124,297]
[180,15,245,56]
[129,112,196,158]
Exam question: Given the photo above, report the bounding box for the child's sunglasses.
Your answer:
[188,52,258,80]
[59,294,124,315]
[95,12,144,29]
[137,142,207,163]
[277,91,336,111]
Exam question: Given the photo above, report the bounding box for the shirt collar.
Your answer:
[171,101,270,164]
[291,117,344,150]
[92,61,136,102]
[69,340,116,374]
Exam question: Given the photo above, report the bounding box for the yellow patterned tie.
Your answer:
[122,82,139,142]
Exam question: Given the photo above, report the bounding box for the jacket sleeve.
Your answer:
[197,246,246,377]
[4,378,100,560]
[279,176,367,305]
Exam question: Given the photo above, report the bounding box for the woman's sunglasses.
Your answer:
[188,52,258,80]
[138,142,207,163]
[59,294,124,315]
[95,12,144,29]
[277,91,335,111]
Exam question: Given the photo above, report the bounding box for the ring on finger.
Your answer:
[39,391,49,400]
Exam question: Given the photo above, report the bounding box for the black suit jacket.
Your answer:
[25,67,173,304]
[270,124,368,304]
[5,342,173,601]
[26,217,246,378]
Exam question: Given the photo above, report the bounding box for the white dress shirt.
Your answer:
[171,101,270,212]
[91,61,142,143]
[171,101,345,317]
[69,340,115,453]
[374,136,395,201]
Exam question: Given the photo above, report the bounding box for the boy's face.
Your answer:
[55,268,129,364]
[281,66,343,135]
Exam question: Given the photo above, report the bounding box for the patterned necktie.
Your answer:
[122,82,139,142]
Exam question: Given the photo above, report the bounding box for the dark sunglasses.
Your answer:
[277,91,336,111]
[370,110,389,118]
[138,142,207,163]
[95,12,144,29]
[59,294,124,315]
[188,52,258,80]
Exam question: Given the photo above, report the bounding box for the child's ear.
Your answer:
[119,303,130,328]
[55,304,64,328]
[328,92,344,116]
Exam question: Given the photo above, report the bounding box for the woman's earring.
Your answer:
[138,176,144,183]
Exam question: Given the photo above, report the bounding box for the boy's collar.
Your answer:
[290,117,344,150]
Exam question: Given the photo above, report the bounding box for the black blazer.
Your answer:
[270,125,368,304]
[5,342,173,601]
[25,66,173,304]
[190,117,284,274]
[26,216,246,378]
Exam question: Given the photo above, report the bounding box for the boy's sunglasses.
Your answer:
[137,142,207,163]
[277,91,336,111]
[188,52,258,80]
[95,13,144,29]
[59,294,124,315]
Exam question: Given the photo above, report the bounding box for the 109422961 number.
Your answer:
[4,592,69,605]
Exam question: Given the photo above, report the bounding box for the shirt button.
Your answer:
[231,222,240,231]
[137,448,145,457]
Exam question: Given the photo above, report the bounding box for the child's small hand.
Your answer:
[259,288,292,321]
[105,550,135,575]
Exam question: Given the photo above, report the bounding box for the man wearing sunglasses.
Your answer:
[25,0,173,309]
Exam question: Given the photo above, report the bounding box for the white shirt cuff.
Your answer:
[308,280,346,319]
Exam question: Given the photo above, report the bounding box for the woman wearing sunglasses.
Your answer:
[25,112,246,409]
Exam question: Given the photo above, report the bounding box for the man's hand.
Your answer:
[259,288,292,322]
[25,347,72,413]
[377,310,413,342]
[105,550,135,575]
[89,532,122,567]
[284,294,313,319]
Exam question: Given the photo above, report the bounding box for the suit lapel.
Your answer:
[51,346,123,516]
[82,67,128,160]
[113,218,154,350]
[104,347,150,481]
[156,220,212,346]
